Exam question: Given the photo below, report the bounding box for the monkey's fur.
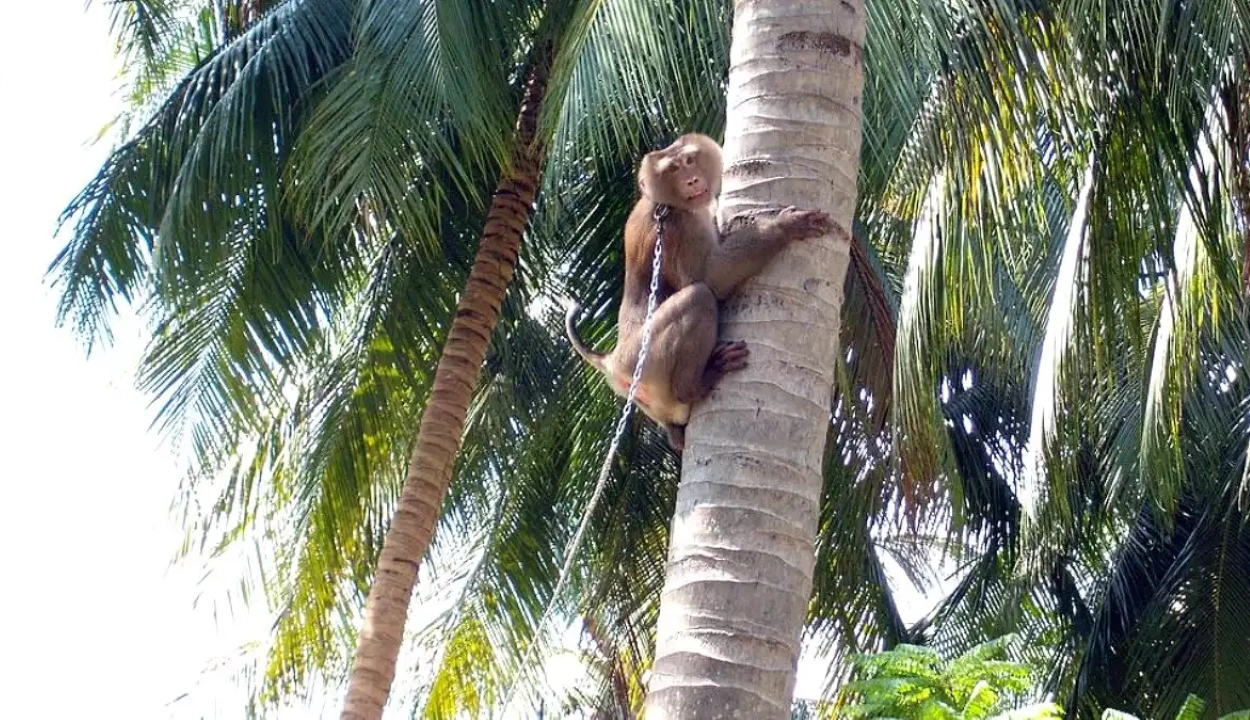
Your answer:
[566,133,833,451]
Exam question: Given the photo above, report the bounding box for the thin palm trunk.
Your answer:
[340,47,552,720]
[643,0,866,717]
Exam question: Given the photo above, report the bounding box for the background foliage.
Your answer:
[54,0,1250,717]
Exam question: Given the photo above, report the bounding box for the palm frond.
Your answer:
[284,0,526,246]
[52,0,356,349]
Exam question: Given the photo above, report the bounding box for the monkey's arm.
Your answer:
[619,212,660,325]
[705,208,832,299]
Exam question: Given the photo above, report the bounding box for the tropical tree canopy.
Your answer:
[53,0,1250,717]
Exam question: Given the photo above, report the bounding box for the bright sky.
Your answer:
[0,5,945,718]
[0,4,269,718]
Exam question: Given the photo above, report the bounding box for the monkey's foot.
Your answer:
[673,342,750,408]
[665,424,686,452]
[708,340,749,373]
[777,207,834,240]
[682,341,749,403]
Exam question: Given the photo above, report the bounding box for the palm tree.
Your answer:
[293,0,741,710]
[64,1,922,714]
[857,0,1250,715]
[63,2,1045,717]
[338,42,555,719]
[317,0,1250,714]
[54,0,733,714]
[642,0,868,716]
[81,1,1250,717]
[60,1,1037,715]
[641,0,1250,714]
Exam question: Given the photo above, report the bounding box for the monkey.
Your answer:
[566,133,833,451]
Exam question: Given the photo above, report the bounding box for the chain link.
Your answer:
[500,205,668,714]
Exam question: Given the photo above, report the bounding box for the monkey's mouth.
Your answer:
[685,189,710,202]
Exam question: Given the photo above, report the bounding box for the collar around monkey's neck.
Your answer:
[652,203,672,222]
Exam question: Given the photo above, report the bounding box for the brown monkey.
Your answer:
[566,133,833,450]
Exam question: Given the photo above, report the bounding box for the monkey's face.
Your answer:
[639,135,722,210]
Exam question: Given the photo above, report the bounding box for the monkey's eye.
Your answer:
[683,155,694,166]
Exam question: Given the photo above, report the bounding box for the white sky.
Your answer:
[0,5,946,718]
[0,4,273,718]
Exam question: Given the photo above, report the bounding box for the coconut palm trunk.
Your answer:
[643,0,866,717]
[340,48,552,720]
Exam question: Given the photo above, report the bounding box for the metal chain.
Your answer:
[499,205,669,715]
[621,203,668,423]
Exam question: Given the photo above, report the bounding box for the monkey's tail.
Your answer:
[565,301,608,370]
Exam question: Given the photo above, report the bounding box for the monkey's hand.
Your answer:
[775,207,834,240]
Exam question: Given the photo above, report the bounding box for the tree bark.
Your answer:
[340,47,552,720]
[643,0,865,717]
